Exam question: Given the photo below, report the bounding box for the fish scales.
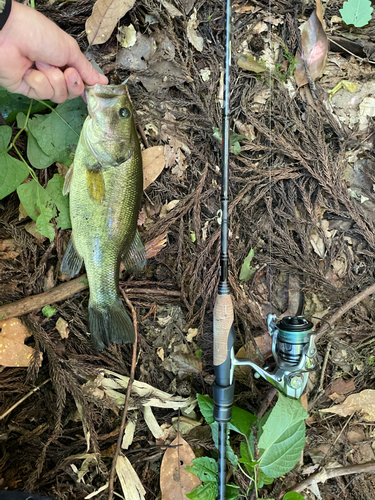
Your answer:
[62,84,145,350]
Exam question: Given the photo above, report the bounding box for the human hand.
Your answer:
[0,1,108,102]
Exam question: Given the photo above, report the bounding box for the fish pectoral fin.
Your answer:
[61,235,84,278]
[122,230,146,274]
[87,164,105,204]
[62,163,74,195]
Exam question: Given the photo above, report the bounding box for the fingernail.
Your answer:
[99,74,108,84]
[24,68,32,76]
[37,61,51,68]
[68,71,80,86]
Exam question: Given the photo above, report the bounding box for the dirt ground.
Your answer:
[1,0,375,498]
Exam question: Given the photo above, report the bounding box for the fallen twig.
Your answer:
[0,378,51,421]
[108,290,138,500]
[279,461,375,498]
[315,281,375,341]
[0,280,180,321]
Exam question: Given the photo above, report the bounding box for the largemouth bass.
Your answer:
[61,84,145,350]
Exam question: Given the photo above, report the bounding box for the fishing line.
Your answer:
[268,0,273,314]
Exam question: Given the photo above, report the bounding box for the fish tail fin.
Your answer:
[61,235,83,278]
[88,298,135,351]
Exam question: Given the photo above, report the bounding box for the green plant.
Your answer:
[212,127,247,155]
[187,393,307,500]
[340,0,373,28]
[0,87,87,240]
[275,47,298,83]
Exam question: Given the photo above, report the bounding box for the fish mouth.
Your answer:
[85,84,129,116]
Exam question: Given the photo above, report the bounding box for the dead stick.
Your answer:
[0,378,51,421]
[315,281,375,341]
[0,279,180,321]
[279,462,375,498]
[108,290,138,500]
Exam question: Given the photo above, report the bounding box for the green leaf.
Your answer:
[17,180,52,221]
[258,393,307,478]
[283,493,306,500]
[186,481,217,500]
[225,483,239,500]
[197,394,215,424]
[186,457,217,482]
[36,202,57,240]
[42,305,57,317]
[45,174,71,229]
[0,126,29,200]
[0,87,51,122]
[17,175,71,239]
[340,0,373,27]
[228,405,257,438]
[212,127,247,147]
[22,99,87,169]
[230,141,241,155]
[257,469,274,488]
[239,441,257,475]
[239,248,257,282]
[211,421,238,468]
[195,349,202,359]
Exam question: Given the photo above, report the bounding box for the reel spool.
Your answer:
[233,315,317,398]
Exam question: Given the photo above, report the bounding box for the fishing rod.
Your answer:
[212,1,318,498]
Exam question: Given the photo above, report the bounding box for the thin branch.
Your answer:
[280,462,375,498]
[315,281,375,341]
[0,277,180,321]
[108,290,138,500]
[0,378,51,421]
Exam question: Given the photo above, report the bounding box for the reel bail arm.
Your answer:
[233,316,317,399]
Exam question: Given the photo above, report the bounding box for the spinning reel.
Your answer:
[233,315,317,398]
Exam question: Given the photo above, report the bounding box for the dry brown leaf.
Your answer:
[237,54,266,73]
[321,389,375,421]
[294,10,328,87]
[24,221,46,242]
[160,0,183,17]
[56,317,70,339]
[187,10,204,52]
[160,433,201,500]
[170,352,202,375]
[0,318,41,367]
[325,378,355,397]
[142,146,165,189]
[144,232,168,259]
[0,239,21,260]
[86,0,136,45]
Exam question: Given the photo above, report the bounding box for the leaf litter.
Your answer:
[2,0,375,498]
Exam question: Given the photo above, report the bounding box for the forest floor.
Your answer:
[1,0,375,499]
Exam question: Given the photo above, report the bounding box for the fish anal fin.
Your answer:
[62,163,74,195]
[122,230,146,274]
[61,235,84,278]
[87,165,105,204]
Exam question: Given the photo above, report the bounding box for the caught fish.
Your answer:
[61,84,145,350]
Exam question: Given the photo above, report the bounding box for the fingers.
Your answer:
[63,67,85,99]
[19,63,86,102]
[20,67,55,100]
[67,40,108,87]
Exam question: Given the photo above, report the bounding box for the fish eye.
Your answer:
[119,107,131,119]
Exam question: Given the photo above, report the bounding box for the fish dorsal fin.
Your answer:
[63,163,74,195]
[122,230,146,274]
[87,163,105,204]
